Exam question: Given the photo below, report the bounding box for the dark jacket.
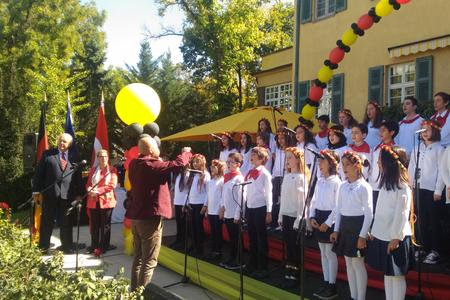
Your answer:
[126,152,192,220]
[32,148,83,200]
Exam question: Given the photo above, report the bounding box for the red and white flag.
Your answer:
[91,93,109,167]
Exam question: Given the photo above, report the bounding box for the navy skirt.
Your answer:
[366,236,414,276]
[313,209,334,244]
[333,215,365,257]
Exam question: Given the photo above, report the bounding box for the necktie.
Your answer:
[60,152,67,170]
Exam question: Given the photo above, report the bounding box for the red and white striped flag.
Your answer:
[91,92,109,167]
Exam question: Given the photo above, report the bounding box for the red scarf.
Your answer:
[245,168,261,181]
[318,128,329,138]
[224,171,241,183]
[399,114,421,125]
[431,110,449,127]
[349,142,370,154]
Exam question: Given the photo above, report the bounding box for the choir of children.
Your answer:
[167,92,450,298]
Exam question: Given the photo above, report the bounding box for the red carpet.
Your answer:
[203,219,450,299]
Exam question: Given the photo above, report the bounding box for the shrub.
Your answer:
[0,210,143,300]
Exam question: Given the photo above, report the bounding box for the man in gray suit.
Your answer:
[33,133,83,254]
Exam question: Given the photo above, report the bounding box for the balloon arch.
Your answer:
[300,0,412,120]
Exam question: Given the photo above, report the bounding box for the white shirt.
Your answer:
[395,115,423,157]
[269,132,277,154]
[262,147,273,172]
[309,175,342,227]
[408,141,444,193]
[315,132,329,150]
[437,147,450,203]
[222,174,245,220]
[188,172,211,205]
[279,173,308,221]
[219,148,238,171]
[366,121,381,150]
[343,127,352,145]
[240,148,252,177]
[173,174,188,206]
[369,144,383,191]
[334,178,373,238]
[297,142,318,167]
[432,110,450,147]
[244,165,273,212]
[371,183,412,241]
[326,145,349,180]
[348,143,372,181]
[206,177,224,215]
[272,148,286,177]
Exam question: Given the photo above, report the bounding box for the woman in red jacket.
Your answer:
[86,149,118,255]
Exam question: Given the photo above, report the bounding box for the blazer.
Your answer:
[86,166,118,209]
[32,148,83,201]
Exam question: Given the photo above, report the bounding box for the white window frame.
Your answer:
[388,62,415,106]
[264,83,293,111]
[315,0,335,20]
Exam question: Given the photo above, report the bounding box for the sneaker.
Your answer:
[414,249,427,261]
[225,262,242,270]
[317,283,338,300]
[313,282,329,298]
[275,225,282,231]
[423,250,440,264]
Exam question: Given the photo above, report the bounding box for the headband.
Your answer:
[192,153,206,161]
[343,150,363,165]
[380,145,407,171]
[421,120,441,130]
[320,150,339,167]
[329,128,344,135]
[285,147,304,160]
[339,109,353,117]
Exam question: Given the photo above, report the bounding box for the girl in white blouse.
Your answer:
[238,132,253,177]
[218,132,237,171]
[330,151,373,300]
[205,159,225,259]
[363,101,384,149]
[278,147,310,281]
[367,145,414,300]
[326,125,349,179]
[295,123,319,169]
[309,150,342,299]
[339,109,358,144]
[189,154,211,256]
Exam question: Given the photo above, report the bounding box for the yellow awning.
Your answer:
[162,106,318,142]
[389,35,450,58]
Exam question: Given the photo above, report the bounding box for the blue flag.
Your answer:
[65,98,79,161]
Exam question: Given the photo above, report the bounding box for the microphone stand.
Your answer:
[66,169,110,272]
[296,154,319,300]
[413,134,424,300]
[19,166,81,247]
[164,172,196,287]
[236,182,251,300]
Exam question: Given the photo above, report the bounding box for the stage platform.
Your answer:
[157,219,450,300]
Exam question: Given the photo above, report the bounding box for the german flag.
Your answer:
[33,101,49,241]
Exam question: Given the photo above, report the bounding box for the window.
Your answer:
[265,83,293,111]
[316,0,335,19]
[388,62,415,106]
[317,83,332,118]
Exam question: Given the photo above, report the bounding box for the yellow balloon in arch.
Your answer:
[115,83,161,125]
[342,29,358,46]
[375,0,394,17]
[317,66,334,84]
[301,104,316,120]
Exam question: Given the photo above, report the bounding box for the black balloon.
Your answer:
[125,123,143,139]
[153,136,161,148]
[143,122,160,137]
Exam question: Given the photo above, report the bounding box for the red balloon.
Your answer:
[357,14,374,30]
[309,85,324,102]
[329,47,345,64]
[397,0,411,4]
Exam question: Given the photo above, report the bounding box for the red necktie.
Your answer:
[60,152,67,170]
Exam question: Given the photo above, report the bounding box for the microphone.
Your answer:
[71,160,87,169]
[272,107,283,115]
[306,146,324,159]
[415,128,426,134]
[283,126,296,134]
[66,200,81,215]
[187,169,203,174]
[234,181,252,186]
[210,133,223,141]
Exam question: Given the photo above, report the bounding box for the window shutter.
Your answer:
[368,66,384,104]
[297,80,310,113]
[331,73,344,123]
[415,56,433,101]
[335,0,347,12]
[300,0,312,24]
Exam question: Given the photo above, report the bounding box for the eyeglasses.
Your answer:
[226,160,236,164]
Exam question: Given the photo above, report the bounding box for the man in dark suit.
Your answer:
[33,133,83,254]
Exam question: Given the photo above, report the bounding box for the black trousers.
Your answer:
[271,176,283,228]
[418,189,443,252]
[225,218,239,261]
[208,214,223,253]
[174,205,185,244]
[39,196,73,250]
[247,206,268,270]
[282,215,300,267]
[89,204,113,251]
[190,204,205,255]
[373,190,379,214]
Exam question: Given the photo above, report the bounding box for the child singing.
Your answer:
[310,150,342,299]
[349,123,371,180]
[331,151,373,300]
[278,147,310,281]
[171,167,189,250]
[367,145,414,300]
[238,132,253,177]
[205,159,225,260]
[295,123,319,169]
[218,132,237,170]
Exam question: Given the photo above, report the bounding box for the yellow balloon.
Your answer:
[301,104,316,120]
[317,66,333,83]
[342,29,358,46]
[375,0,394,17]
[115,83,161,125]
